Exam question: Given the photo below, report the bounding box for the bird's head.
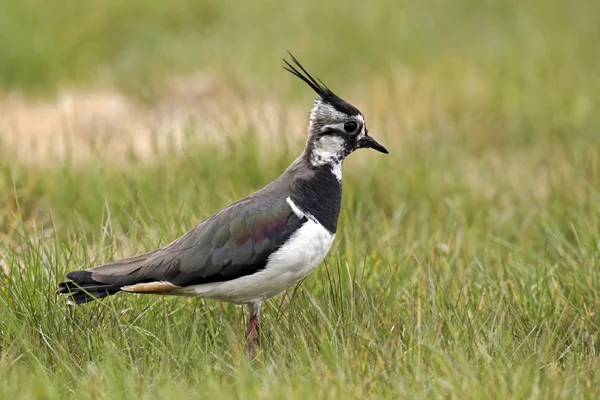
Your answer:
[284,54,388,168]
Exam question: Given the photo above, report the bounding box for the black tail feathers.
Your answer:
[57,271,121,304]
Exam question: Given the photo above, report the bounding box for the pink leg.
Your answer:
[246,302,262,358]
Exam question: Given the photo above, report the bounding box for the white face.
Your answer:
[307,100,367,180]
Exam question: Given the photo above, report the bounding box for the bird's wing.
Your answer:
[81,196,306,288]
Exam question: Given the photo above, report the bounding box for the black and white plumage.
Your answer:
[57,54,388,355]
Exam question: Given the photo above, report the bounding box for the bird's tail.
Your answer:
[56,270,122,304]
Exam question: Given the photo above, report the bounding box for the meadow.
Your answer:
[1,0,599,398]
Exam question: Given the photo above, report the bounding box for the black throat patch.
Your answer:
[290,165,342,234]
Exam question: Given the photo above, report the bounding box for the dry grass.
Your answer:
[1,75,309,163]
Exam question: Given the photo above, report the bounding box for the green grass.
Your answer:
[2,0,600,398]
[2,0,598,99]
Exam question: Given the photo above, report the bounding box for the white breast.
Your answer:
[175,199,335,304]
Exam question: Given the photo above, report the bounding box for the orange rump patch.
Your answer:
[121,281,181,293]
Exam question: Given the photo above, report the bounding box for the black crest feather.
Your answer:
[283,52,361,116]
[283,52,332,99]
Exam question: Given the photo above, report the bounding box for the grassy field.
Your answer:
[1,0,600,398]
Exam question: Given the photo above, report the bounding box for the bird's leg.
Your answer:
[246,301,262,358]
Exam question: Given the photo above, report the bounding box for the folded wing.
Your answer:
[57,196,306,303]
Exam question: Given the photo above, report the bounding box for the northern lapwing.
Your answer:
[57,54,388,356]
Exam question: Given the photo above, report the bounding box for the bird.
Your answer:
[57,54,388,356]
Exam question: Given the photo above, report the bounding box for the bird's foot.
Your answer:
[246,314,260,358]
[245,302,262,359]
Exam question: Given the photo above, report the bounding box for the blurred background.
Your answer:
[1,0,599,398]
[2,0,599,241]
[1,0,598,158]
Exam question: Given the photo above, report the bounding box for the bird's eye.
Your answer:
[344,121,358,133]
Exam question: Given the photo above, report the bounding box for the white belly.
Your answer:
[175,219,335,304]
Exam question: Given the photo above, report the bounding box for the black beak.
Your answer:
[358,135,389,154]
